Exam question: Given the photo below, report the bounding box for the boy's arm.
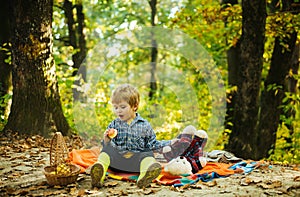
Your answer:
[145,126,171,152]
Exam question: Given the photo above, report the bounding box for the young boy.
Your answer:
[91,84,171,188]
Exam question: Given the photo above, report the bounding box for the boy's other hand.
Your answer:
[103,130,111,144]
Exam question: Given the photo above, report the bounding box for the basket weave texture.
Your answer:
[43,132,80,186]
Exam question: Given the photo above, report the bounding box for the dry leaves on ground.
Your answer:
[0,132,300,197]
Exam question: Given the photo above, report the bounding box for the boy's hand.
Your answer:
[103,128,118,144]
[103,130,111,144]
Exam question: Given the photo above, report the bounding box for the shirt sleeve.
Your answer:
[144,123,171,151]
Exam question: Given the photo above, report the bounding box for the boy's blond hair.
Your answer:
[111,84,140,111]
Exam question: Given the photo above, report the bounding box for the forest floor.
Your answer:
[0,132,300,197]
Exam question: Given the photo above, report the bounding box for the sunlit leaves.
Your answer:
[266,12,299,51]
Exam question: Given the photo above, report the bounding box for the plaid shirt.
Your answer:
[107,113,171,153]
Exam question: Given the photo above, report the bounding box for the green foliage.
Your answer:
[0,43,12,132]
[0,93,11,131]
[268,121,300,164]
[266,11,300,51]
[55,64,76,130]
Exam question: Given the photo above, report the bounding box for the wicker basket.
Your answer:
[43,132,80,186]
[43,163,80,186]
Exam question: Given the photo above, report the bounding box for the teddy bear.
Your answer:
[162,125,208,175]
[164,156,193,175]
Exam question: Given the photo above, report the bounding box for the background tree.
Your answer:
[226,0,266,159]
[220,0,239,133]
[148,0,158,99]
[4,0,71,137]
[62,0,87,101]
[256,0,299,159]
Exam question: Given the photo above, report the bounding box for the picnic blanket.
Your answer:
[68,148,260,187]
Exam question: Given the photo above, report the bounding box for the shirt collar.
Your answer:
[115,113,146,125]
[132,113,146,123]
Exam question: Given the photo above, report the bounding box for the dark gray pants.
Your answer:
[102,144,154,173]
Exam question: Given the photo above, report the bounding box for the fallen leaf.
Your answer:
[190,182,203,189]
[170,185,184,193]
[104,181,119,187]
[149,183,160,188]
[202,180,217,187]
[258,180,282,189]
[23,141,32,149]
[69,187,77,196]
[77,189,86,196]
[240,177,253,186]
[85,189,103,195]
[107,188,128,196]
[292,166,299,171]
[142,188,157,195]
[181,183,191,190]
[294,176,300,182]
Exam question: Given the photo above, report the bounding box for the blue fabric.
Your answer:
[229,161,257,174]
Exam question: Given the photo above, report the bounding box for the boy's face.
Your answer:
[112,100,136,123]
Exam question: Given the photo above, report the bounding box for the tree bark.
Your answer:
[221,0,239,132]
[282,42,299,153]
[226,0,266,159]
[148,0,158,100]
[63,0,87,101]
[256,0,299,159]
[257,32,297,159]
[4,0,71,137]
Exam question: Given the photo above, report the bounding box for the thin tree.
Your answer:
[148,0,158,100]
[62,0,87,101]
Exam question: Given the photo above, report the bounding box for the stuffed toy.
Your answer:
[164,156,192,175]
[162,125,208,174]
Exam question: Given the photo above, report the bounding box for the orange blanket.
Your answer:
[68,147,100,173]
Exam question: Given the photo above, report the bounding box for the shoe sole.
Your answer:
[91,163,104,188]
[137,163,162,188]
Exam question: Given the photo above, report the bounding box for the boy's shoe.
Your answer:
[137,162,162,188]
[90,163,105,188]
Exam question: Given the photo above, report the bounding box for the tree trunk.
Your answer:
[225,46,239,131]
[257,32,297,159]
[148,0,158,99]
[4,0,71,137]
[284,43,299,124]
[221,0,239,132]
[256,0,298,159]
[63,0,87,101]
[226,0,266,159]
[282,42,299,154]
